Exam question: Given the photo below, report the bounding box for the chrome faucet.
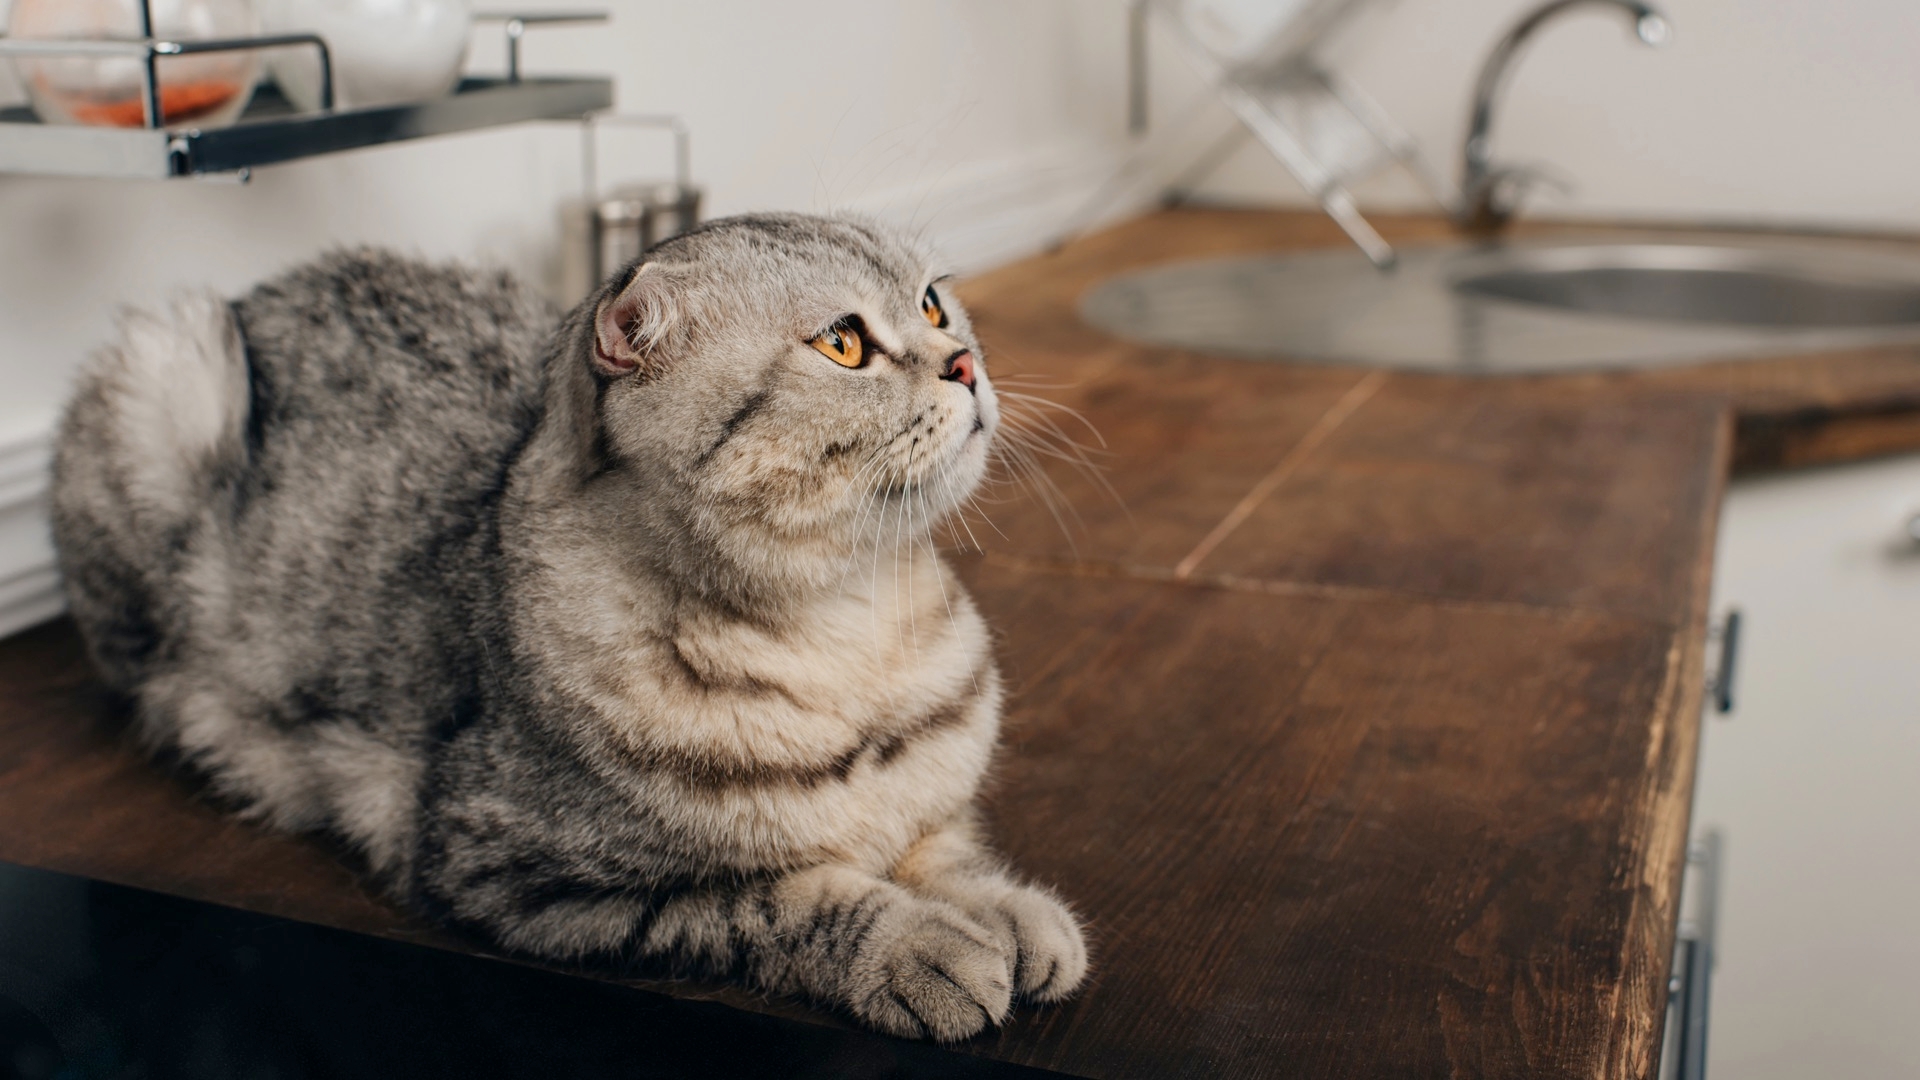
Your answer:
[1456,0,1670,234]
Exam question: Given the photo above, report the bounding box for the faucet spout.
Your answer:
[1457,0,1669,235]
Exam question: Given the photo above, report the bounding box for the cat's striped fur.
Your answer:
[50,214,1088,1040]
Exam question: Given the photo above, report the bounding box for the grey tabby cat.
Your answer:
[50,213,1088,1040]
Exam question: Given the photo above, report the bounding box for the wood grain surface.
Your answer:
[953,555,1713,1079]
[10,206,1905,1078]
[1190,377,1729,619]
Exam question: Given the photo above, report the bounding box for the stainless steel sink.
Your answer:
[1078,234,1920,374]
[1454,244,1920,328]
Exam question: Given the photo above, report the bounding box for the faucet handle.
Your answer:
[1501,161,1574,199]
[1471,162,1575,229]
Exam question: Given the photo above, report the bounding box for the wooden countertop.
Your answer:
[6,209,1919,1078]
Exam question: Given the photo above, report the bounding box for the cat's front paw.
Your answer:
[853,900,1013,1042]
[978,883,1089,1003]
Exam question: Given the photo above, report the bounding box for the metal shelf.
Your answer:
[0,9,610,180]
[0,76,613,181]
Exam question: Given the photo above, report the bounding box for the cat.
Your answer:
[50,213,1088,1041]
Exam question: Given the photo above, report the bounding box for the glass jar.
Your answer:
[7,0,260,128]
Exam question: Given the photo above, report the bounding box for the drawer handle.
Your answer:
[1707,609,1741,715]
[1668,830,1724,1080]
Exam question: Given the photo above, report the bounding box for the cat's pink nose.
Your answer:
[942,350,976,391]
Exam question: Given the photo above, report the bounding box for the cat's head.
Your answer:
[573,213,996,584]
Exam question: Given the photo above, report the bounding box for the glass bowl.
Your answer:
[257,0,471,113]
[7,0,260,128]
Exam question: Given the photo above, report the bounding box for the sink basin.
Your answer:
[1454,244,1920,329]
[1079,235,1920,374]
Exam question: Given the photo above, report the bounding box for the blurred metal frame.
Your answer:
[565,112,703,298]
[1063,0,1455,268]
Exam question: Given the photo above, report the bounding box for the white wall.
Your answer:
[1191,0,1920,231]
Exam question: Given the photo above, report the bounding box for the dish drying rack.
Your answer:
[0,8,614,180]
[1061,0,1454,268]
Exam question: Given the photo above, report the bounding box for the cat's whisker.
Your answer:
[917,457,960,646]
[898,451,926,663]
[997,401,1115,481]
[980,436,1039,499]
[964,455,1039,506]
[866,457,907,659]
[948,468,987,550]
[991,429,1092,553]
[941,469,987,554]
[998,423,1123,514]
[848,450,893,598]
[836,450,899,586]
[958,489,1010,543]
[995,388,1107,439]
[985,373,1082,393]
[879,453,917,657]
[997,420,1101,470]
[922,459,982,702]
[995,391,1109,450]
[994,400,1129,527]
[990,438,1052,518]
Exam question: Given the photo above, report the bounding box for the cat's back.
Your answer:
[217,249,557,691]
[55,248,557,712]
[53,250,560,865]
[234,248,553,481]
[227,249,554,555]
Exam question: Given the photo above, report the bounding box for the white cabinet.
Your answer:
[1694,452,1920,1079]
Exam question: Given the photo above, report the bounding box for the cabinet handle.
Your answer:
[1668,830,1723,1080]
[1708,609,1741,715]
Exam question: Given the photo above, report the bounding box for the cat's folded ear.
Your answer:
[592,262,684,379]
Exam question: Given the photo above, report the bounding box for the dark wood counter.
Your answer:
[6,209,1917,1078]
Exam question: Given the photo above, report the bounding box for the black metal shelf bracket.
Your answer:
[0,8,611,180]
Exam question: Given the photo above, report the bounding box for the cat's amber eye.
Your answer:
[921,285,948,328]
[810,322,864,368]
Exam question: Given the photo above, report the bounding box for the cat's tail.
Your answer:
[52,291,250,692]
